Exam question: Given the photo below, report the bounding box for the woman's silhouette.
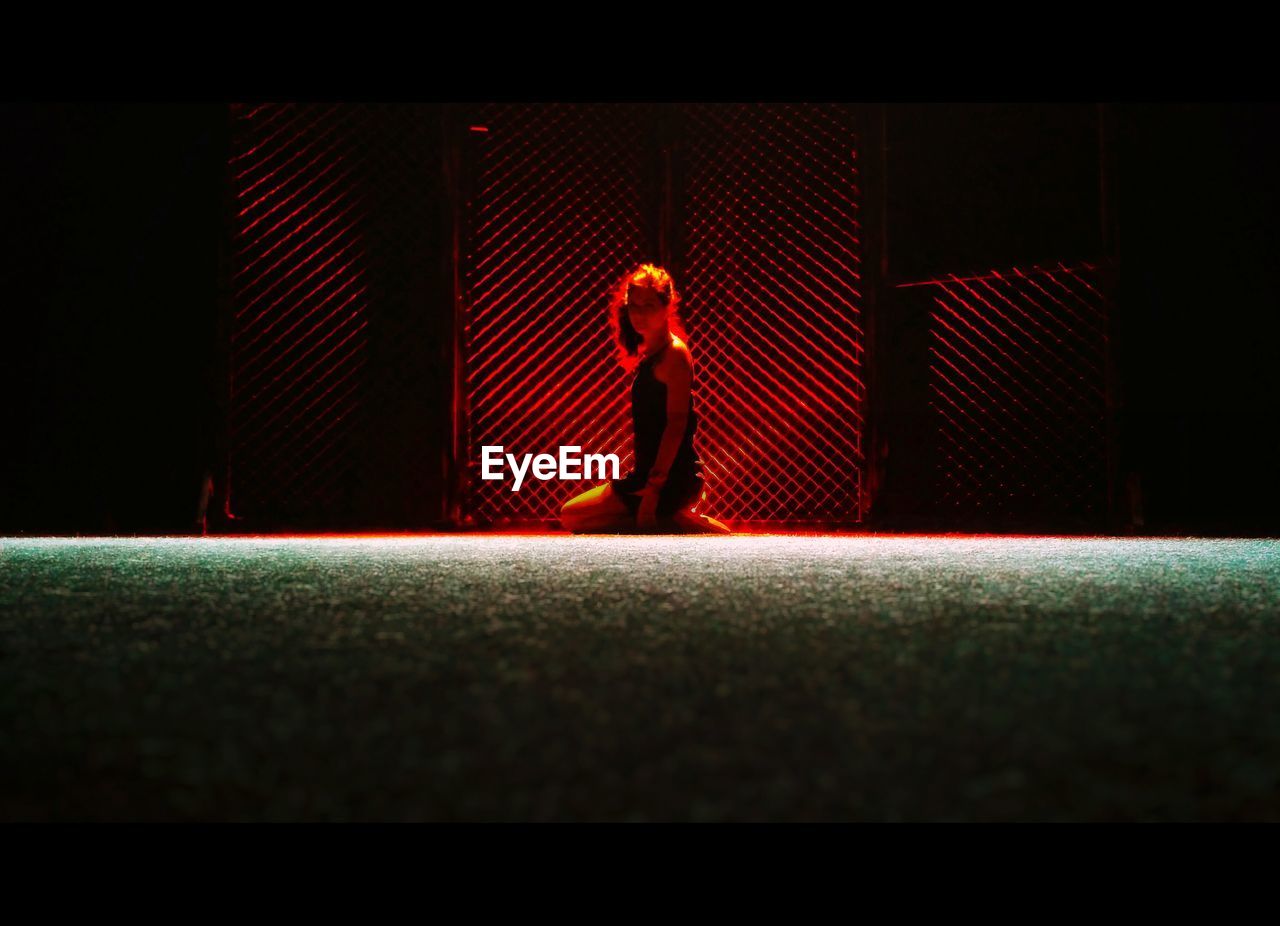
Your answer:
[559,264,732,534]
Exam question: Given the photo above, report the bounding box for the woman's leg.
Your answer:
[656,480,732,534]
[646,480,734,535]
[559,483,636,533]
[668,507,734,534]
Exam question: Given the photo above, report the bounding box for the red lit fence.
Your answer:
[225,103,442,525]
[459,103,866,525]
[898,261,1114,523]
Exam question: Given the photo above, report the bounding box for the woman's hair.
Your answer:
[607,262,691,373]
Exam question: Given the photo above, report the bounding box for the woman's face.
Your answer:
[626,287,668,336]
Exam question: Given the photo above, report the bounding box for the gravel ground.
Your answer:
[1,534,1278,821]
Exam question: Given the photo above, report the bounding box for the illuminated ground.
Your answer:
[2,534,1278,821]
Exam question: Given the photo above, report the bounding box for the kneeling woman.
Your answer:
[560,263,731,534]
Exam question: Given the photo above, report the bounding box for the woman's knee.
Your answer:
[561,483,621,517]
[560,491,587,520]
[560,484,632,532]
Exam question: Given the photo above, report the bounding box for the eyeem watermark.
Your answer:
[481,446,619,491]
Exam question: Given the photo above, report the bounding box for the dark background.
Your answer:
[2,102,1276,535]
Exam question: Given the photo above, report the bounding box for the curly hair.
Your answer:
[607,263,691,373]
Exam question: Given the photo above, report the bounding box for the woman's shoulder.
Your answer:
[653,336,692,382]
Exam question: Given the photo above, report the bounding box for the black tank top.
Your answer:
[614,339,703,493]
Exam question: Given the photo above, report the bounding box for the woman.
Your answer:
[559,264,731,534]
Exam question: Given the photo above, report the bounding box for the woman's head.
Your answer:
[608,263,690,371]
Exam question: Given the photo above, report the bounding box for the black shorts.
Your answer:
[611,473,705,517]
